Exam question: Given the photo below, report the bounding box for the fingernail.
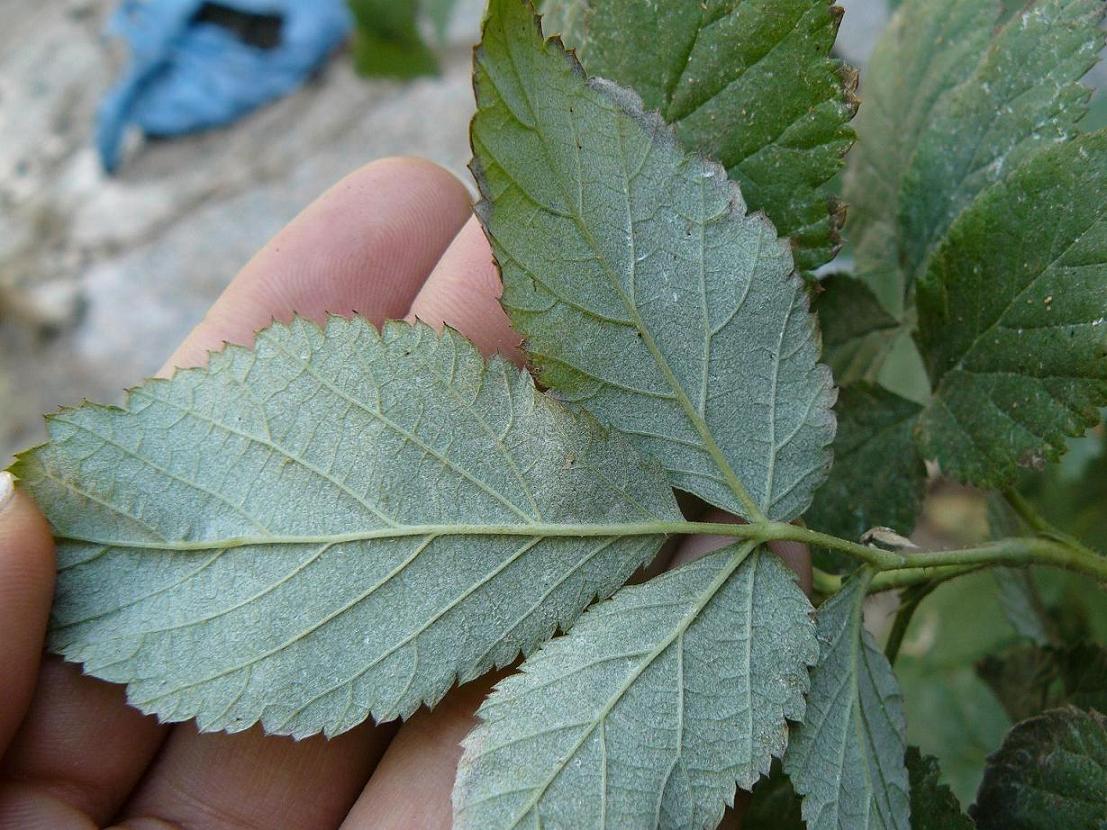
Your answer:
[0,471,14,514]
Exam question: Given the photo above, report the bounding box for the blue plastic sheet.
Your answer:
[97,0,352,172]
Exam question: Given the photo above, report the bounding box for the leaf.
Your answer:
[898,0,1104,287]
[743,763,806,830]
[895,572,1016,804]
[349,0,441,78]
[976,642,1107,722]
[992,565,1055,647]
[472,0,836,522]
[971,706,1107,830]
[1058,642,1107,713]
[976,646,1062,723]
[453,545,818,829]
[805,384,926,572]
[816,275,905,388]
[844,0,999,317]
[543,0,857,272]
[906,748,974,830]
[14,318,682,738]
[915,130,1107,486]
[784,570,911,830]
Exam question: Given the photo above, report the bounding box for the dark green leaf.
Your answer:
[817,274,905,388]
[845,0,999,317]
[976,646,1063,723]
[906,748,974,830]
[545,0,857,271]
[743,763,806,830]
[971,707,1107,830]
[805,384,926,570]
[915,130,1107,486]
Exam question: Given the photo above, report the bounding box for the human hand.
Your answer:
[0,158,809,829]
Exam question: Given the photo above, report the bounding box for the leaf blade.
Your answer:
[784,570,911,830]
[453,546,818,829]
[545,0,857,272]
[916,131,1107,486]
[473,0,836,521]
[16,318,681,737]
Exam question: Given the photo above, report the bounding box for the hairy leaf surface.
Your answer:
[916,131,1107,486]
[473,0,836,521]
[453,546,817,829]
[785,571,911,830]
[543,0,857,271]
[971,707,1107,830]
[905,749,973,830]
[15,318,681,737]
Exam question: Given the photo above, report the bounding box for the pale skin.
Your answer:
[0,158,809,830]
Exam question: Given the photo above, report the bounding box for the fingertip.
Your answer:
[162,156,474,373]
[407,217,523,361]
[0,479,57,752]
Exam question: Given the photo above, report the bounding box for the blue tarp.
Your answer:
[97,0,352,172]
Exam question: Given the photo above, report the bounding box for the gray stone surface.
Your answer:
[1,0,482,462]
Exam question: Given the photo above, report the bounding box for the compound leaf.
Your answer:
[916,131,1107,486]
[473,0,836,522]
[544,0,857,272]
[971,706,1107,830]
[14,318,681,738]
[785,570,911,830]
[453,546,818,830]
[906,748,974,830]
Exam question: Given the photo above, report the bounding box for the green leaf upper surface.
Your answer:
[845,0,998,318]
[906,748,974,830]
[453,546,818,829]
[898,0,1104,286]
[806,384,926,551]
[784,571,911,830]
[473,0,836,522]
[916,131,1107,486]
[971,707,1107,830]
[349,0,441,78]
[543,0,857,272]
[15,318,681,737]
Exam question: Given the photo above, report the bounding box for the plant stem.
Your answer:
[60,516,1107,584]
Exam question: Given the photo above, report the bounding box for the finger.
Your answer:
[338,216,522,828]
[0,477,54,755]
[165,156,473,371]
[113,724,392,830]
[111,157,474,826]
[341,677,499,830]
[3,157,474,828]
[406,216,521,361]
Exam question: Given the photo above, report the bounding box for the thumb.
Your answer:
[0,471,55,755]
